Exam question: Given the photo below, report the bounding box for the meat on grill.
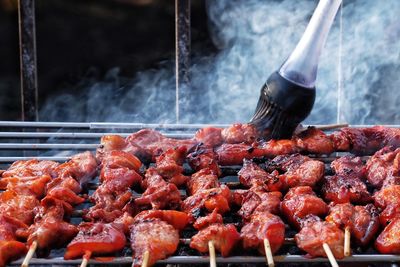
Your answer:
[0,175,51,199]
[240,211,285,255]
[0,215,27,267]
[373,184,400,225]
[187,145,221,176]
[238,160,282,191]
[366,146,400,188]
[181,185,231,223]
[330,155,366,178]
[2,159,59,178]
[190,223,240,257]
[375,217,400,254]
[24,197,78,257]
[155,147,189,187]
[52,151,98,187]
[187,168,220,196]
[322,155,371,204]
[0,190,39,225]
[294,127,334,155]
[64,222,126,259]
[332,126,400,155]
[135,167,181,210]
[322,175,371,204]
[295,215,344,259]
[130,219,179,267]
[326,203,380,246]
[194,127,223,147]
[85,151,142,222]
[233,189,281,221]
[221,123,260,144]
[193,209,223,230]
[267,154,325,189]
[132,210,189,231]
[281,186,328,230]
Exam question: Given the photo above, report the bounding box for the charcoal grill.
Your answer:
[10,0,400,266]
[0,122,399,266]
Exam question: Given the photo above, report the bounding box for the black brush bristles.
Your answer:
[249,71,316,139]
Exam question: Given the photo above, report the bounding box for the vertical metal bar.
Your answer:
[18,0,39,121]
[175,0,191,123]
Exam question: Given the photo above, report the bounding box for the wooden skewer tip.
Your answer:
[323,243,339,267]
[141,251,150,267]
[263,238,275,267]
[344,226,351,257]
[208,241,217,267]
[21,241,37,267]
[80,251,92,267]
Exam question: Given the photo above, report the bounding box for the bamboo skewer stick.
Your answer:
[344,226,351,257]
[263,238,274,267]
[21,241,37,267]
[80,251,92,267]
[141,251,150,267]
[208,241,217,267]
[323,243,339,267]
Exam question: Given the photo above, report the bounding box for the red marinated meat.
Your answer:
[326,203,379,246]
[293,127,334,155]
[281,186,328,230]
[376,218,400,254]
[130,219,179,267]
[240,211,285,255]
[65,222,126,259]
[238,160,282,191]
[190,223,240,257]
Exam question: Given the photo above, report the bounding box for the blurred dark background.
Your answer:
[0,0,212,120]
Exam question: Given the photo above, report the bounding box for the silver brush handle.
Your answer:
[279,0,342,88]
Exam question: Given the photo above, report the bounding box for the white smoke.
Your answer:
[40,0,400,125]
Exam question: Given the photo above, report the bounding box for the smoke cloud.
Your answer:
[40,0,400,125]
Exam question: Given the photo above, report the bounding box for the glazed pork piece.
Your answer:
[64,222,126,260]
[295,215,344,259]
[187,145,221,176]
[240,211,285,255]
[24,197,78,257]
[187,168,220,196]
[0,175,51,199]
[375,218,400,254]
[233,188,281,221]
[135,167,181,211]
[331,126,400,155]
[155,147,189,187]
[130,219,180,267]
[281,186,328,230]
[366,146,400,188]
[238,160,282,191]
[221,123,260,144]
[190,223,241,257]
[0,190,39,225]
[294,127,335,155]
[326,203,380,246]
[322,155,371,204]
[267,154,325,189]
[2,159,59,178]
[98,129,197,162]
[0,215,27,267]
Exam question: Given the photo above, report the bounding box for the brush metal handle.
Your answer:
[279,0,342,88]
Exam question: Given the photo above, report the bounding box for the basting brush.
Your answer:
[250,0,342,139]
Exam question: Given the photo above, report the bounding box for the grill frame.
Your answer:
[1,121,400,266]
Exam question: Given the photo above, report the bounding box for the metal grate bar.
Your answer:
[0,144,98,150]
[0,132,194,139]
[9,255,400,265]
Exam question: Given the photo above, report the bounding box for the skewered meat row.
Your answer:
[65,151,142,260]
[281,186,345,259]
[98,125,400,167]
[21,152,98,257]
[235,162,285,256]
[0,152,97,267]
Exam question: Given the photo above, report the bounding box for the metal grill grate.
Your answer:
[1,122,400,266]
